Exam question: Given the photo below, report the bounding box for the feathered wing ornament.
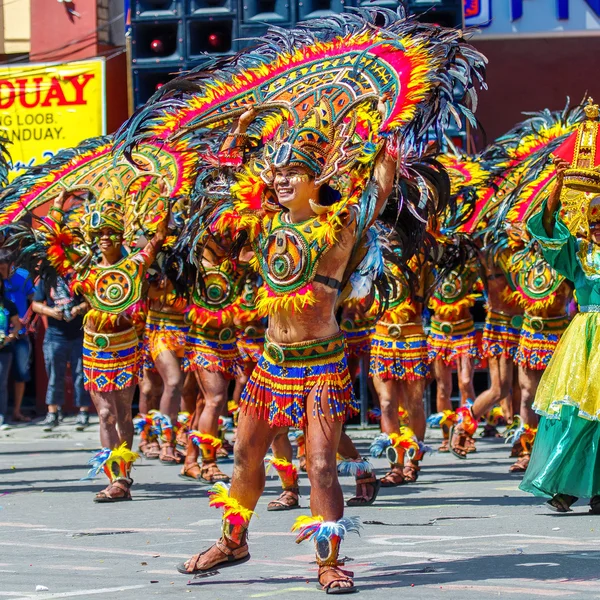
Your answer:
[0,135,195,245]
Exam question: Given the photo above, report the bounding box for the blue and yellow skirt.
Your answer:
[369,321,429,381]
[240,331,357,429]
[83,327,142,393]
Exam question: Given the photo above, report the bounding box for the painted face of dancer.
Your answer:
[95,228,123,257]
[273,166,318,211]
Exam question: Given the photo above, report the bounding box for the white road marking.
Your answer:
[0,587,146,599]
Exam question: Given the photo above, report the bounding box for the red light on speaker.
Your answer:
[208,32,221,49]
[150,38,164,53]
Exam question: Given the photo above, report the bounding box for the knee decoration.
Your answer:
[83,442,139,482]
[292,516,361,567]
[265,456,298,490]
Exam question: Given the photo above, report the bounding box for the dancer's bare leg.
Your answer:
[401,378,426,440]
[433,359,453,413]
[182,409,277,570]
[138,368,161,415]
[456,355,475,404]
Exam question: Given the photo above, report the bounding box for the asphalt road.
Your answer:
[1,418,599,600]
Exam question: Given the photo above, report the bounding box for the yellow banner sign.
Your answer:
[0,58,105,177]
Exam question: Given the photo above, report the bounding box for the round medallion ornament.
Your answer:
[440,271,463,301]
[219,327,234,342]
[529,316,544,332]
[263,227,311,292]
[440,321,454,335]
[202,270,233,309]
[264,340,285,365]
[388,324,403,339]
[95,269,134,309]
[93,334,110,349]
[510,315,524,329]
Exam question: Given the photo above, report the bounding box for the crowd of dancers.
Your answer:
[1,8,599,594]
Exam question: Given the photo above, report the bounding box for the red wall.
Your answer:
[471,36,600,146]
[30,0,101,62]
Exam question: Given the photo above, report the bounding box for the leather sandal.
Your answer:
[94,479,132,503]
[145,440,160,460]
[508,454,530,473]
[347,474,380,506]
[590,496,600,515]
[379,467,405,488]
[267,488,300,511]
[450,425,470,459]
[403,463,420,483]
[160,444,182,465]
[438,439,450,453]
[546,494,578,513]
[177,539,250,575]
[509,441,522,458]
[200,462,230,484]
[179,463,205,482]
[317,565,357,595]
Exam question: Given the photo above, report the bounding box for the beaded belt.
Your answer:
[192,323,237,342]
[263,330,344,365]
[430,316,474,336]
[375,321,424,339]
[523,313,570,333]
[84,327,138,350]
[487,310,524,330]
[147,309,187,327]
[579,305,600,313]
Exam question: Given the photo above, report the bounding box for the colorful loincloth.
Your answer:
[83,327,142,392]
[369,321,429,381]
[236,322,265,365]
[341,322,375,359]
[240,330,358,429]
[516,313,570,370]
[183,323,243,378]
[481,310,522,359]
[143,309,189,371]
[428,317,478,365]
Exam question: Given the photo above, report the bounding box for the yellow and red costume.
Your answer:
[427,260,483,365]
[370,264,429,381]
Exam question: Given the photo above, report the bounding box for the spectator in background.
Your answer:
[0,249,35,422]
[0,276,24,427]
[31,275,90,431]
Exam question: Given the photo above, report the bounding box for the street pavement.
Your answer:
[1,418,600,600]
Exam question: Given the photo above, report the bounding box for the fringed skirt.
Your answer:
[183,323,243,378]
[240,331,358,429]
[143,309,189,371]
[341,323,375,359]
[369,321,429,381]
[481,310,522,359]
[427,317,478,365]
[83,327,142,393]
[515,314,570,371]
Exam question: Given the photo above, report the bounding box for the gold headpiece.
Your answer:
[87,181,125,233]
[562,97,600,193]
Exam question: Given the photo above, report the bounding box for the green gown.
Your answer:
[520,206,600,499]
